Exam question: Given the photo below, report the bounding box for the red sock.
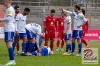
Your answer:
[16,43,20,51]
[44,41,48,46]
[81,38,88,46]
[57,40,60,48]
[50,41,54,51]
[61,40,64,48]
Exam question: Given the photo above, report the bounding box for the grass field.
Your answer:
[0,40,100,66]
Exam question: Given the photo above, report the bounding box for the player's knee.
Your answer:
[50,40,54,44]
[15,39,19,43]
[62,39,64,41]
[77,39,81,43]
[6,42,13,47]
[45,40,48,43]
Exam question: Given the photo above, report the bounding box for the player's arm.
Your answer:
[43,16,48,33]
[55,18,58,32]
[59,8,74,15]
[86,20,89,33]
[0,9,13,22]
[15,15,19,31]
[15,23,18,31]
[15,14,20,34]
[65,18,71,34]
[36,34,41,52]
[36,34,40,48]
[55,18,59,36]
[66,24,70,34]
[14,21,18,35]
[85,16,89,32]
[43,20,46,32]
[36,28,42,50]
[77,15,87,28]
[83,15,87,24]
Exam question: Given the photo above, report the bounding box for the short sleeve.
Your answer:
[67,17,71,24]
[7,9,13,16]
[79,13,84,20]
[67,19,71,22]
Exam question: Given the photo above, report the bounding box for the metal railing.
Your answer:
[10,0,100,29]
[11,0,49,6]
[50,0,100,7]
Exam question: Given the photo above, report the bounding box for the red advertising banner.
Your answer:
[0,5,4,39]
[55,29,100,40]
[84,29,100,40]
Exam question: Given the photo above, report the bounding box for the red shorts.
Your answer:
[45,31,55,41]
[82,31,86,38]
[57,31,64,40]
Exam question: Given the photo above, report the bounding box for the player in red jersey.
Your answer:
[56,12,65,51]
[81,9,90,48]
[44,9,57,54]
[13,5,20,53]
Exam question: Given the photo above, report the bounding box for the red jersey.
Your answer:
[57,17,64,32]
[14,12,20,18]
[44,15,57,32]
[82,16,89,32]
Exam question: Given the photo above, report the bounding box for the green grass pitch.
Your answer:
[0,40,100,66]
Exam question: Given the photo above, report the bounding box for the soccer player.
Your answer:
[62,11,72,55]
[25,23,42,55]
[44,9,57,54]
[0,0,16,65]
[13,5,20,53]
[81,9,90,48]
[56,12,65,51]
[25,46,52,56]
[35,46,52,56]
[15,7,30,54]
[60,5,87,56]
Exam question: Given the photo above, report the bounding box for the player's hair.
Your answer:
[74,5,80,10]
[81,9,85,15]
[14,5,19,9]
[61,11,64,13]
[51,9,55,13]
[7,0,12,3]
[24,7,30,12]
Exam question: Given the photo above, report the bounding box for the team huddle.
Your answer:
[0,0,90,65]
